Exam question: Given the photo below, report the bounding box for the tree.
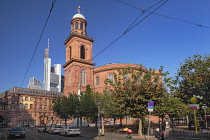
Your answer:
[78,85,98,129]
[52,94,79,128]
[175,54,210,106]
[104,65,170,136]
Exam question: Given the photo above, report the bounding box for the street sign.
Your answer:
[190,97,197,104]
[148,101,154,112]
[189,104,200,109]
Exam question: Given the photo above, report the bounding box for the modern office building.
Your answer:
[28,77,42,90]
[43,39,63,92]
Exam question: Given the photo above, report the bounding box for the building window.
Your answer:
[126,116,131,122]
[30,97,33,101]
[124,74,129,81]
[68,70,71,85]
[40,98,42,102]
[12,95,15,100]
[40,105,42,109]
[69,46,72,59]
[19,103,23,109]
[11,104,15,109]
[96,76,99,85]
[80,22,83,30]
[19,96,22,101]
[25,97,28,101]
[75,22,78,29]
[44,105,47,110]
[80,45,85,59]
[108,74,114,81]
[25,104,28,109]
[30,104,33,109]
[81,69,86,85]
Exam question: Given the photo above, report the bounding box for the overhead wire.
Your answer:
[20,0,57,87]
[64,0,169,92]
[116,0,210,29]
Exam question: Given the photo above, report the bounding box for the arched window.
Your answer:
[80,22,83,30]
[124,74,129,81]
[108,74,114,81]
[69,46,72,59]
[80,45,85,59]
[75,22,78,29]
[96,76,99,85]
[81,69,86,85]
[68,70,71,85]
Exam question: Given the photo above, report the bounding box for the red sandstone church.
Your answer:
[0,7,159,127]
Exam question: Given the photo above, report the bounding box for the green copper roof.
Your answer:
[72,13,85,20]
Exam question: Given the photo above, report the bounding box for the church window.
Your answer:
[69,46,72,59]
[96,76,99,85]
[68,70,71,85]
[80,22,83,30]
[80,45,85,59]
[75,22,78,29]
[81,69,86,85]
[108,74,114,81]
[124,74,129,81]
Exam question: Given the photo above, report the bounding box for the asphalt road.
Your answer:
[0,127,99,140]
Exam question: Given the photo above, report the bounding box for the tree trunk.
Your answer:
[101,117,104,135]
[120,118,123,127]
[138,118,143,137]
[114,118,116,130]
[186,115,189,125]
[64,117,67,128]
[80,116,82,130]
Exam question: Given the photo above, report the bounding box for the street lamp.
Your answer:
[202,105,208,129]
[97,100,101,136]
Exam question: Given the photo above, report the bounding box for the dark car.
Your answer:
[8,127,25,138]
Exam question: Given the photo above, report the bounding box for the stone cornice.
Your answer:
[63,58,96,68]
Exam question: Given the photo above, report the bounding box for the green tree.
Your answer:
[52,94,79,128]
[175,54,210,106]
[104,65,170,136]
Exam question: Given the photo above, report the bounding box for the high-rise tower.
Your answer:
[63,6,95,95]
[44,39,51,91]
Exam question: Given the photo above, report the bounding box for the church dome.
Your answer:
[72,13,85,19]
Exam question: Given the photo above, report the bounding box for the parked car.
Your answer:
[59,127,80,136]
[38,126,50,132]
[189,120,206,130]
[47,125,64,134]
[8,127,25,138]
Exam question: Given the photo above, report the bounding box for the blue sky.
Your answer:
[1,0,210,92]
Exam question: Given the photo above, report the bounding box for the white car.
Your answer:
[59,127,80,136]
[38,126,50,132]
[47,125,64,134]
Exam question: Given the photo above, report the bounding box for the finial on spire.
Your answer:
[78,6,81,14]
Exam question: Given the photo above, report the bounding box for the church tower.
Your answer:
[63,6,95,95]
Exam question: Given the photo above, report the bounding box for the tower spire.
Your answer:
[78,6,81,14]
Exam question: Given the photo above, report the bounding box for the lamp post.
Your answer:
[97,100,101,136]
[202,105,208,129]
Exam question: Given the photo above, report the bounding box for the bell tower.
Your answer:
[63,6,95,95]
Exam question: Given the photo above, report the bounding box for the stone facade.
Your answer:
[0,87,64,127]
